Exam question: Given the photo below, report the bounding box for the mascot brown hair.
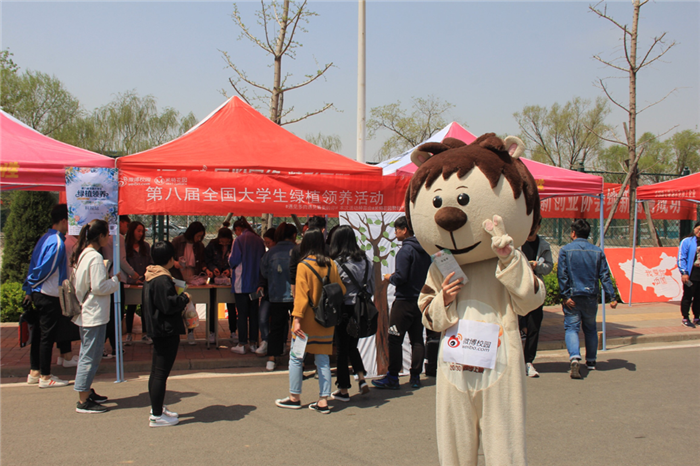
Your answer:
[409,133,546,466]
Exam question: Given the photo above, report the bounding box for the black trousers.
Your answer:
[227,303,237,334]
[30,293,61,375]
[680,280,700,320]
[125,305,146,334]
[234,293,259,345]
[335,304,366,389]
[519,305,544,364]
[149,334,180,417]
[387,299,424,377]
[268,302,292,357]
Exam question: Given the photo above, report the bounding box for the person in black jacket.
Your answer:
[373,216,432,390]
[142,241,190,428]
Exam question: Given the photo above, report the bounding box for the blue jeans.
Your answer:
[288,347,331,398]
[563,296,598,362]
[259,299,270,342]
[74,324,107,392]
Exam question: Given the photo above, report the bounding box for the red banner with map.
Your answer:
[605,247,684,303]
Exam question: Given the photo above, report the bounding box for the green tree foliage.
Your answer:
[60,90,197,156]
[367,95,457,162]
[513,96,610,169]
[1,282,26,322]
[304,132,342,152]
[1,68,82,138]
[595,130,700,183]
[1,191,57,285]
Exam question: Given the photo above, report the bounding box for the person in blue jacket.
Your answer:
[23,204,70,388]
[678,220,700,328]
[558,219,618,379]
[373,215,432,390]
[229,217,266,354]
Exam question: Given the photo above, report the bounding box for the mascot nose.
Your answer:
[434,207,468,232]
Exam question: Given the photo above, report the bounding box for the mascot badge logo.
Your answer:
[447,333,462,348]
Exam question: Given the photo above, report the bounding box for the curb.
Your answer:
[4,333,699,381]
[538,331,700,352]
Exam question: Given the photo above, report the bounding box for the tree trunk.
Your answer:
[269,0,290,125]
[627,0,640,246]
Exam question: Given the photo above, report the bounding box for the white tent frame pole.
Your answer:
[629,200,641,307]
[599,193,607,351]
[113,167,125,383]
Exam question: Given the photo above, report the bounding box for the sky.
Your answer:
[2,1,699,163]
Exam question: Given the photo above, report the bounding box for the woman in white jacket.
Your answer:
[71,219,120,414]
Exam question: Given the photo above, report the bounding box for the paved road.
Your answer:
[2,342,698,466]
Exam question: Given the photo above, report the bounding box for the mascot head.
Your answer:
[406,133,540,265]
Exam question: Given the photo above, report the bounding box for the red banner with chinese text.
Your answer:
[540,183,697,220]
[118,169,410,217]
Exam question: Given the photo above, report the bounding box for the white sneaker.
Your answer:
[526,362,540,378]
[125,333,133,345]
[266,360,276,371]
[249,344,258,353]
[150,405,178,418]
[57,356,64,365]
[187,332,196,345]
[141,335,153,345]
[63,356,79,368]
[27,374,39,384]
[38,375,69,388]
[230,344,247,355]
[149,413,179,427]
[255,341,268,355]
[208,333,216,344]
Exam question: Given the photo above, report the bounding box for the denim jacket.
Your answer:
[677,235,698,277]
[260,240,295,303]
[557,238,616,300]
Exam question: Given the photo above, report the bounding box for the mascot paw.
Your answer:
[483,215,514,259]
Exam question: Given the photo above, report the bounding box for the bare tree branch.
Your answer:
[637,88,678,114]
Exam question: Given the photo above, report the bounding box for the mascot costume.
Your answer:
[408,133,546,466]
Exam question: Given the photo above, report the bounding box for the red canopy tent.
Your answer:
[117,97,408,216]
[628,172,700,304]
[636,172,700,202]
[0,110,114,191]
[393,136,604,198]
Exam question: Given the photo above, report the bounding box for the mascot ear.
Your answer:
[411,138,466,167]
[503,136,526,160]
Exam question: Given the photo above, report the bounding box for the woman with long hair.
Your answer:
[71,219,120,413]
[328,225,373,400]
[124,221,152,344]
[679,220,700,327]
[205,224,235,344]
[275,229,345,414]
[171,221,210,344]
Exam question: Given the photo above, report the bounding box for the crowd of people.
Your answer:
[21,204,700,423]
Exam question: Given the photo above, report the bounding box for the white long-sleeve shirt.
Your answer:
[73,247,119,328]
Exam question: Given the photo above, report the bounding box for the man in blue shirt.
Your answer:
[557,219,618,380]
[23,204,70,388]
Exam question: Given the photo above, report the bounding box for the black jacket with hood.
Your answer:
[390,235,432,301]
[142,265,190,338]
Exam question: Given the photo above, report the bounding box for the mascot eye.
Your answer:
[457,193,470,206]
[433,196,443,208]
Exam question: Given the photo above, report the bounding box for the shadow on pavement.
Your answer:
[178,404,256,425]
[535,359,636,376]
[328,376,436,413]
[107,390,199,410]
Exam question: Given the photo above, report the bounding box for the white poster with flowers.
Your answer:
[65,167,119,235]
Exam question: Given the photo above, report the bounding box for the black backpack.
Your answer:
[339,259,378,338]
[302,261,344,328]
